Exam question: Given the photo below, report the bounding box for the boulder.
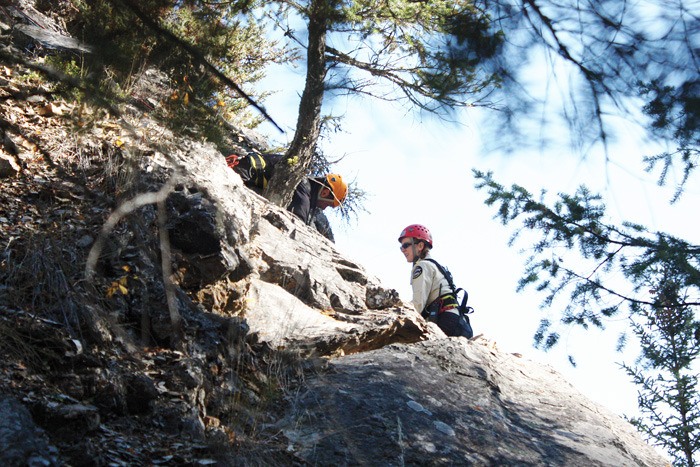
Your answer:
[278,338,668,466]
[161,140,427,356]
[0,396,58,466]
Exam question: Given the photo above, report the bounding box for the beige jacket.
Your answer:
[410,253,452,314]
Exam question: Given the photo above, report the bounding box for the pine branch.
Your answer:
[113,0,284,133]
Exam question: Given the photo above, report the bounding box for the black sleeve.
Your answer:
[288,178,312,223]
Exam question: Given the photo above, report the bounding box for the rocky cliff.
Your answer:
[0,2,669,466]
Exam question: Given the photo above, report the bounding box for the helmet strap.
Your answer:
[411,240,425,262]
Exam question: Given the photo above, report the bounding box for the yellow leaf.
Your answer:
[115,138,125,148]
[118,284,128,295]
[183,92,189,106]
[119,276,128,286]
[107,283,118,298]
[121,265,130,272]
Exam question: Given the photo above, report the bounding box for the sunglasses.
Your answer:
[400,242,415,250]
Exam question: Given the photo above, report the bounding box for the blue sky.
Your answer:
[251,54,698,425]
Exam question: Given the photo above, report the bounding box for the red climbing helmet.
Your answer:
[398,224,433,247]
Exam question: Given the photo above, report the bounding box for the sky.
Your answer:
[250,54,699,427]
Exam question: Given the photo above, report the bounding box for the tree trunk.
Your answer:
[264,0,328,207]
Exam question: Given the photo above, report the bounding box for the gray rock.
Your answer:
[76,234,94,248]
[125,374,159,415]
[0,396,57,466]
[158,140,429,356]
[34,401,100,442]
[12,23,93,53]
[279,338,668,466]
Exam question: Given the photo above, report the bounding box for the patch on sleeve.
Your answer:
[412,266,423,280]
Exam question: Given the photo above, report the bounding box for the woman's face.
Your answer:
[399,237,422,263]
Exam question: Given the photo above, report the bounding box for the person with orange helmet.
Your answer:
[226,152,347,241]
[398,224,472,337]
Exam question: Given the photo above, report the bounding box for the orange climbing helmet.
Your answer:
[325,173,348,207]
[398,224,433,247]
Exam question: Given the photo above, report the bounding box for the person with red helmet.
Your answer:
[226,152,347,241]
[398,224,472,337]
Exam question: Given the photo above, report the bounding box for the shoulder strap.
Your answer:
[249,153,286,189]
[423,259,473,314]
[422,258,456,293]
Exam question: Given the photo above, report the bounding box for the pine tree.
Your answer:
[469,2,698,461]
[622,274,700,466]
[261,0,504,207]
[472,171,700,463]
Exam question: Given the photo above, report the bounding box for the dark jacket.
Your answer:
[231,153,334,241]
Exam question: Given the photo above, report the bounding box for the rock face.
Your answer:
[281,339,666,466]
[0,396,57,466]
[156,140,667,466]
[161,139,429,357]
